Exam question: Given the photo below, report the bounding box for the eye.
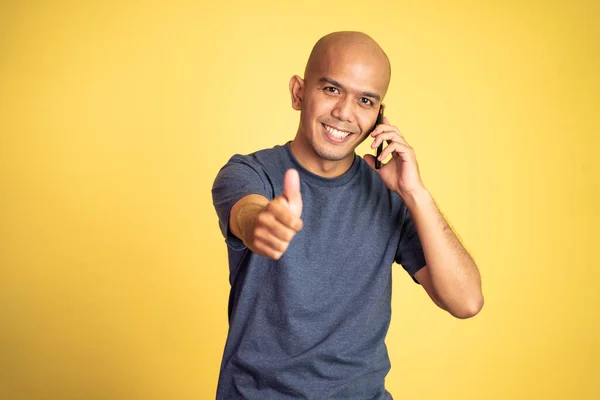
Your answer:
[324,86,339,94]
[359,97,374,106]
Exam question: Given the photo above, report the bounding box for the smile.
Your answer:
[323,124,352,139]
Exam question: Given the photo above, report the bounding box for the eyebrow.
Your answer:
[319,77,381,102]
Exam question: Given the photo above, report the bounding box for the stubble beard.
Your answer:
[313,142,350,162]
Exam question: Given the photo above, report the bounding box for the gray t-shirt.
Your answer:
[211,142,426,399]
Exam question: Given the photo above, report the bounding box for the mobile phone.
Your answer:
[374,105,384,169]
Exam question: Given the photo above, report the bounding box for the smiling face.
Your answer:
[289,32,391,177]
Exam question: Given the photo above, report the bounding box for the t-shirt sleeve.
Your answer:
[395,203,427,284]
[211,155,273,250]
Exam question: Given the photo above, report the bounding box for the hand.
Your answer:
[250,169,303,260]
[364,116,426,197]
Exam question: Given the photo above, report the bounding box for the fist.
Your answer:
[252,169,303,260]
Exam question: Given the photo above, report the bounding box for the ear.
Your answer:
[289,75,304,111]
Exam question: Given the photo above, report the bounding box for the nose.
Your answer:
[331,95,355,123]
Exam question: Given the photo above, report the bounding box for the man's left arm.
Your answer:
[365,116,484,319]
[405,189,483,319]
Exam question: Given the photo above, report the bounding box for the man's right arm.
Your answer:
[229,169,303,260]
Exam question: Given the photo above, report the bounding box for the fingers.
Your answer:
[370,131,405,149]
[251,194,303,260]
[253,216,293,260]
[371,119,407,146]
[368,118,414,163]
[253,237,287,260]
[377,140,413,162]
[371,117,401,136]
[266,197,303,232]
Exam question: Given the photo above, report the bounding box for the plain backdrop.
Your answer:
[1,0,598,399]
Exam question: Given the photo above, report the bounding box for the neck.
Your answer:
[289,136,355,178]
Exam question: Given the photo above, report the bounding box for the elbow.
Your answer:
[450,294,484,319]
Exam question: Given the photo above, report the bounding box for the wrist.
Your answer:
[399,187,432,209]
[237,203,266,244]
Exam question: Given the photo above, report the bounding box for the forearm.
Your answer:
[402,188,483,318]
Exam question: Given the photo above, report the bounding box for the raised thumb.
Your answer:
[283,168,302,216]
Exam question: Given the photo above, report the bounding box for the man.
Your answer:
[212,31,483,399]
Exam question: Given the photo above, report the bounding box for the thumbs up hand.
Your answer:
[251,169,303,260]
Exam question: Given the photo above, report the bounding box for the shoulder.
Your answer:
[213,143,290,196]
[222,143,289,172]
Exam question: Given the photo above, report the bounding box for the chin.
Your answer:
[313,143,353,162]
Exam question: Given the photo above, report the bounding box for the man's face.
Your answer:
[293,47,389,164]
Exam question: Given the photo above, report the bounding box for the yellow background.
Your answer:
[1,0,598,399]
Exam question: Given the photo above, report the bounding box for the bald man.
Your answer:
[212,31,483,399]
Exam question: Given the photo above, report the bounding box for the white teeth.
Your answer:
[324,124,350,139]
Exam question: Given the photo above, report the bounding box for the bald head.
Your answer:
[287,31,393,172]
[304,31,391,91]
